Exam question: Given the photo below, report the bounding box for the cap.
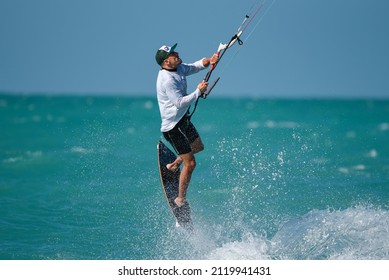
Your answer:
[155,43,177,65]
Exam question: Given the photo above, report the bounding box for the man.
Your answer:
[155,43,218,207]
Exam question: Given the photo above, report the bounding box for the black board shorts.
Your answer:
[163,116,200,155]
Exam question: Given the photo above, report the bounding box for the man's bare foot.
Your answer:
[174,197,186,207]
[166,159,182,172]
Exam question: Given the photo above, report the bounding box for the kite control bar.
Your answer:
[202,29,244,99]
[189,0,269,118]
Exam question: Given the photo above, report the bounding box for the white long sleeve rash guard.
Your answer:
[156,59,206,132]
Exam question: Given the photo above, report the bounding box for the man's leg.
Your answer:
[166,157,182,172]
[191,137,204,154]
[167,137,204,171]
[174,151,196,207]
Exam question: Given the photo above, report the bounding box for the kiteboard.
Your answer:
[157,141,193,231]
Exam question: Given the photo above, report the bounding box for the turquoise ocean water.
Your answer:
[1,94,389,260]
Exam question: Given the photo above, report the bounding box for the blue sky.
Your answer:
[1,0,388,98]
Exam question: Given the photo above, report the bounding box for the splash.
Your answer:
[156,129,389,260]
[272,205,389,260]
[158,205,389,260]
[206,232,272,260]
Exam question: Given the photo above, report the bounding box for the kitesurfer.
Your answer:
[155,43,218,207]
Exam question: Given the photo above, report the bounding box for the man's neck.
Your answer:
[161,66,177,72]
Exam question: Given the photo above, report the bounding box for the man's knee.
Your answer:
[187,158,196,171]
[181,153,196,171]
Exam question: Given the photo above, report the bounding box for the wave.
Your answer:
[2,150,43,164]
[271,205,389,260]
[157,131,389,260]
[246,120,300,130]
[159,205,389,260]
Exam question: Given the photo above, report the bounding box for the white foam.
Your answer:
[246,121,259,129]
[265,120,275,128]
[26,151,42,157]
[345,130,357,138]
[352,164,366,171]
[3,156,24,163]
[2,151,42,163]
[366,149,378,158]
[272,206,389,259]
[207,233,272,260]
[378,123,389,131]
[161,205,389,260]
[70,146,94,154]
[264,120,299,129]
[338,167,349,174]
[144,101,153,110]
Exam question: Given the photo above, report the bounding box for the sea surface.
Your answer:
[1,94,389,260]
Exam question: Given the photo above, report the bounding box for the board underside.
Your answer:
[157,141,193,231]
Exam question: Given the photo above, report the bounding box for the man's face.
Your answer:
[165,52,182,68]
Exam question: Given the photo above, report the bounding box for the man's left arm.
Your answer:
[184,53,219,76]
[202,53,219,67]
